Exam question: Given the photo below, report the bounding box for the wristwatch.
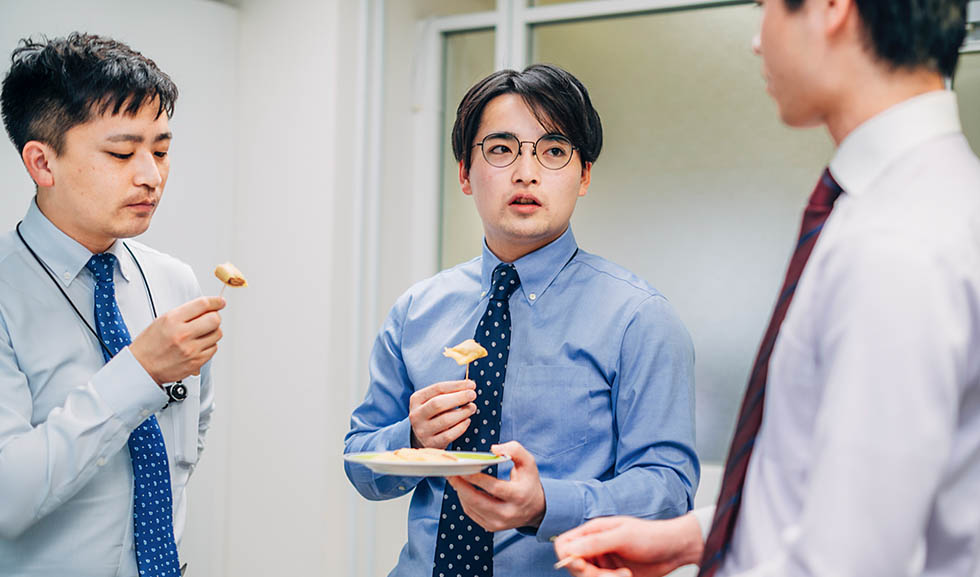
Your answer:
[165,380,188,403]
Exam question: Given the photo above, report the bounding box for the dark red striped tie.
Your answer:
[698,169,843,577]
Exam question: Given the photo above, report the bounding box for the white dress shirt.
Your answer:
[695,90,980,577]
[0,200,214,577]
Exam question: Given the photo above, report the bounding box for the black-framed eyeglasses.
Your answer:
[472,133,578,170]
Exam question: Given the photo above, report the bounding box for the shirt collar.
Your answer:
[19,198,131,286]
[107,240,134,283]
[480,227,579,306]
[830,90,961,197]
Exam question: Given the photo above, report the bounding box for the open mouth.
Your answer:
[510,195,541,207]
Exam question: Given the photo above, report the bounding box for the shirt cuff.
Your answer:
[536,477,584,542]
[91,346,167,428]
[345,417,419,497]
[692,505,715,542]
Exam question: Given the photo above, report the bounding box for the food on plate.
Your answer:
[376,448,460,462]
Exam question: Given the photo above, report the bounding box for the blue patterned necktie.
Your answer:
[87,253,180,577]
[433,263,521,577]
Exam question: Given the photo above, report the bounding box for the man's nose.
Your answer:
[133,153,163,188]
[512,142,540,183]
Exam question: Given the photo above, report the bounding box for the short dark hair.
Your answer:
[451,64,602,171]
[782,0,967,77]
[1,33,178,155]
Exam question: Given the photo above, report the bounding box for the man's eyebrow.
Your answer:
[104,132,172,143]
[484,131,517,139]
[105,134,143,143]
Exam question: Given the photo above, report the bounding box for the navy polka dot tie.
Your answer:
[87,253,180,577]
[432,263,520,577]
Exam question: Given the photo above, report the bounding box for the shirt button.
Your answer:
[397,486,406,491]
[62,272,71,281]
[528,293,536,301]
[480,291,486,298]
[97,457,107,466]
[141,409,151,417]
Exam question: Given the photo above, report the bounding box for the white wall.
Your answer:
[227,0,358,575]
[0,1,238,574]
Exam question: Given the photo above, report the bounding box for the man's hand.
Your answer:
[552,513,704,577]
[409,380,477,448]
[447,441,546,532]
[130,296,225,385]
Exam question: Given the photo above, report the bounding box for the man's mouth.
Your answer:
[510,195,541,207]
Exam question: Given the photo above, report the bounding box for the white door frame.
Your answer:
[967,0,980,52]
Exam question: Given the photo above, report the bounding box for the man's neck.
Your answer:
[35,193,114,254]
[825,66,946,145]
[486,228,567,264]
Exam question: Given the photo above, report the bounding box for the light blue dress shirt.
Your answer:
[0,200,213,577]
[345,228,699,576]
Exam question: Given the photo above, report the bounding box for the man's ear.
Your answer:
[21,141,55,188]
[823,0,854,38]
[459,160,473,196]
[578,161,592,197]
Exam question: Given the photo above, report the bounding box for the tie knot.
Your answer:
[489,263,521,301]
[86,253,118,284]
[809,168,843,210]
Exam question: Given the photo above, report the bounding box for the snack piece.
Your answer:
[378,448,459,462]
[214,262,248,287]
[442,338,488,365]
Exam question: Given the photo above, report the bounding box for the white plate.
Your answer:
[344,451,509,477]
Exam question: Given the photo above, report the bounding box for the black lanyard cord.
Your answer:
[15,221,158,359]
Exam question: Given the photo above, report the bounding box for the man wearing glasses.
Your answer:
[345,64,699,576]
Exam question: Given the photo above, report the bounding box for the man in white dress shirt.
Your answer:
[0,34,224,576]
[555,1,980,576]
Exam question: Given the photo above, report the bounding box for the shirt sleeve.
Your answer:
[344,294,426,500]
[730,232,969,576]
[0,315,167,539]
[536,295,700,540]
[196,358,215,463]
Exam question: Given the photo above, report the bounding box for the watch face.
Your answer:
[170,382,188,402]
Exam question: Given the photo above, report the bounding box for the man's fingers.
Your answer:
[556,517,627,547]
[428,403,476,433]
[411,380,475,407]
[171,296,226,322]
[460,471,509,499]
[430,417,471,448]
[184,310,222,338]
[491,441,536,470]
[448,476,502,507]
[422,388,477,417]
[448,476,504,529]
[559,527,631,561]
[193,327,223,350]
[196,343,219,365]
[564,558,631,577]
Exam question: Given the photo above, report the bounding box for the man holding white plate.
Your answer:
[345,64,698,577]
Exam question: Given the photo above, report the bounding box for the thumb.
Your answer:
[492,441,537,471]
